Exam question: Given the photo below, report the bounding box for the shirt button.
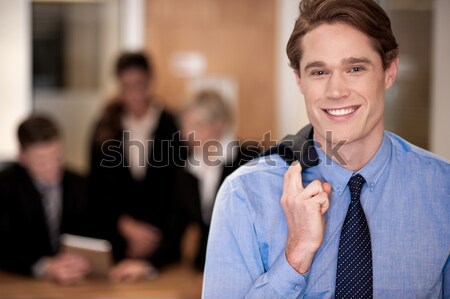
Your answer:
[293,285,301,291]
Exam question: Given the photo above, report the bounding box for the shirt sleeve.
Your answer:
[31,257,50,278]
[202,178,308,299]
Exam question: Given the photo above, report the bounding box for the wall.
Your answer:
[146,0,276,142]
[33,0,121,173]
[0,0,31,161]
[120,0,145,51]
[430,0,450,160]
[384,8,432,150]
[276,0,309,139]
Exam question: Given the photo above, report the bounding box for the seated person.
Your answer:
[0,115,91,284]
[88,52,186,282]
[176,90,259,271]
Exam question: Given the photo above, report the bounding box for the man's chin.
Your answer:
[313,126,353,146]
[39,174,63,186]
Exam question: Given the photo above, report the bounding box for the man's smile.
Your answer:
[321,105,361,118]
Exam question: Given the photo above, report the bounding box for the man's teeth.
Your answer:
[326,107,356,116]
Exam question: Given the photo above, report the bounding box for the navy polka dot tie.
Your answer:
[335,174,373,299]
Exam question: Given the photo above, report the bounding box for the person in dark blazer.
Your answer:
[176,90,260,271]
[88,52,186,282]
[0,115,91,284]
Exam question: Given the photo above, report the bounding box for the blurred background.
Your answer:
[0,0,449,173]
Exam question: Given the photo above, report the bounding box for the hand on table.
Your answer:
[109,259,157,283]
[118,215,162,258]
[42,252,91,285]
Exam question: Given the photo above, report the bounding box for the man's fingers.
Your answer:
[314,192,330,215]
[109,264,138,283]
[320,182,332,214]
[109,265,123,282]
[283,161,304,194]
[301,180,324,199]
[75,259,91,274]
[133,235,153,245]
[59,255,91,273]
[54,269,85,285]
[322,182,332,197]
[311,192,328,205]
[121,271,137,282]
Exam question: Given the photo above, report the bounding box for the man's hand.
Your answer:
[109,259,156,282]
[42,252,91,285]
[281,161,332,274]
[118,215,162,258]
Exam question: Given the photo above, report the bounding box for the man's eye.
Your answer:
[349,66,365,73]
[312,70,326,76]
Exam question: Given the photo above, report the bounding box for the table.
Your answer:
[0,264,203,298]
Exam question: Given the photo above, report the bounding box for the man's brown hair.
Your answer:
[286,0,399,73]
[18,115,60,149]
[115,52,154,79]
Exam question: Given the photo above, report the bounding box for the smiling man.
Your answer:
[202,0,450,298]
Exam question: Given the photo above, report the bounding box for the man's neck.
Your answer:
[127,98,152,120]
[316,127,384,172]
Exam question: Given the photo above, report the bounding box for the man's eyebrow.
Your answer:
[303,61,326,72]
[342,57,373,65]
[303,57,373,72]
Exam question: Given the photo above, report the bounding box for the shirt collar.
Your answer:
[314,132,392,196]
[357,133,392,191]
[32,177,61,197]
[122,101,162,132]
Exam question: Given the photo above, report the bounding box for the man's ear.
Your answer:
[294,70,304,94]
[385,56,399,90]
[18,150,28,167]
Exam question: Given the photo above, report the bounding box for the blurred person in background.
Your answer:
[0,115,91,284]
[176,90,259,272]
[88,52,185,282]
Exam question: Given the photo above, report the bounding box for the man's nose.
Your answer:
[325,73,350,100]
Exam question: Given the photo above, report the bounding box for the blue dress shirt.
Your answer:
[203,131,450,298]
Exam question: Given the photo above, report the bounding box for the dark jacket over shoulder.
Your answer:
[0,164,89,275]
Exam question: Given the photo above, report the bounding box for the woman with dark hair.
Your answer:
[88,52,185,282]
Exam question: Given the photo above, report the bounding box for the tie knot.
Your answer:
[348,173,365,202]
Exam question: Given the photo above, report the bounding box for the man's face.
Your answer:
[19,139,64,186]
[296,22,398,146]
[118,68,151,114]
